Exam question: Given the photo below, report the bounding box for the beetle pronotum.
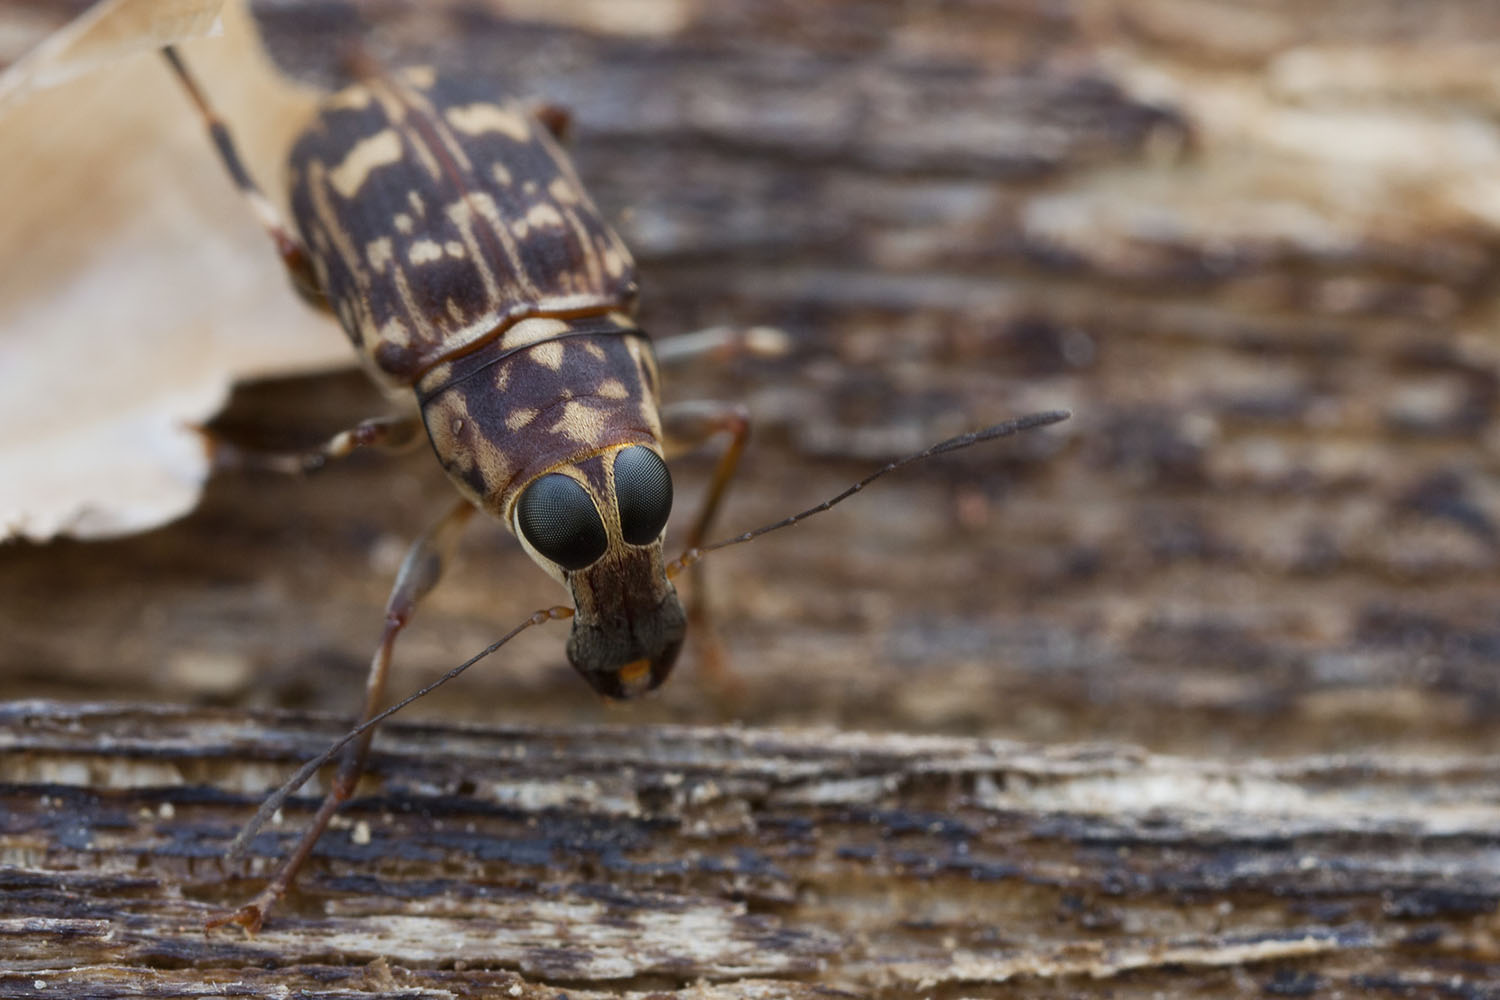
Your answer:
[161,46,1067,933]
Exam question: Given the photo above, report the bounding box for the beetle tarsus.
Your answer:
[205,896,270,937]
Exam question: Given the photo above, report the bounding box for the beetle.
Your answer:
[163,46,767,933]
[161,45,1067,935]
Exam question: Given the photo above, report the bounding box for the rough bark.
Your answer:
[6,700,1500,997]
[3,0,1500,994]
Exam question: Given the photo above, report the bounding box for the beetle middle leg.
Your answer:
[655,325,790,368]
[651,326,789,697]
[194,413,426,474]
[661,401,751,696]
[207,498,475,934]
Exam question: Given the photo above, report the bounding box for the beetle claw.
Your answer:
[204,894,271,937]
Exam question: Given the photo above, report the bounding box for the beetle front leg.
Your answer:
[162,47,326,307]
[194,414,426,475]
[207,499,475,935]
[655,325,790,369]
[662,401,751,697]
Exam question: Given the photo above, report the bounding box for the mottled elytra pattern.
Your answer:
[287,65,638,386]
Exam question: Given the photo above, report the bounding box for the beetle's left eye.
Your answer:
[516,474,609,570]
[614,446,673,545]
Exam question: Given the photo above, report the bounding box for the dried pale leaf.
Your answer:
[0,0,223,106]
[0,0,351,542]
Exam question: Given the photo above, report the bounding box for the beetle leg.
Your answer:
[654,325,790,369]
[193,414,426,475]
[207,498,476,935]
[662,402,751,551]
[161,47,326,307]
[661,401,752,698]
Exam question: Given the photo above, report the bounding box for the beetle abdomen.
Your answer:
[287,66,638,386]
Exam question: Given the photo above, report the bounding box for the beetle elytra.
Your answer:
[162,45,1067,934]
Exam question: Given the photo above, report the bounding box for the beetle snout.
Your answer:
[565,591,686,699]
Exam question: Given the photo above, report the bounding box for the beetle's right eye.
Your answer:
[516,474,608,571]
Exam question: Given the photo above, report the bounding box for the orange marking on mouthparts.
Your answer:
[618,658,651,686]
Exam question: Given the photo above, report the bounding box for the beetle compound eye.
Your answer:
[516,474,608,570]
[614,446,673,546]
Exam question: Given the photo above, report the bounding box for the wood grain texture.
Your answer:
[4,0,1500,993]
[6,700,1500,997]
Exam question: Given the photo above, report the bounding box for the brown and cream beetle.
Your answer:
[162,47,1066,934]
[164,49,758,931]
[292,66,700,699]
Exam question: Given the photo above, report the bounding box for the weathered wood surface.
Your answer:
[5,700,1500,997]
[5,0,1500,993]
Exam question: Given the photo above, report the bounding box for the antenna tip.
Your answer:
[1006,409,1071,433]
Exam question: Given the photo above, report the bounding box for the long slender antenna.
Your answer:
[668,408,1070,577]
[225,605,573,860]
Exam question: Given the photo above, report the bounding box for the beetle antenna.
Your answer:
[225,605,573,860]
[667,409,1070,578]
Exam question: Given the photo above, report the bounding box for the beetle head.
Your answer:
[512,443,684,698]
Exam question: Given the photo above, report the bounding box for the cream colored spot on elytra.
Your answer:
[378,316,411,347]
[506,408,538,431]
[445,241,466,258]
[510,219,529,239]
[445,198,473,227]
[491,162,513,187]
[523,180,539,196]
[402,66,437,88]
[445,103,531,141]
[597,378,629,399]
[548,177,579,204]
[582,341,607,361]
[601,244,626,278]
[329,129,403,198]
[408,239,443,264]
[408,191,427,216]
[394,213,413,234]
[327,85,372,111]
[446,298,466,323]
[549,400,608,447]
[525,204,565,229]
[366,236,394,272]
[531,340,565,371]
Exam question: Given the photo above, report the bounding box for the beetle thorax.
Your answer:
[417,316,663,523]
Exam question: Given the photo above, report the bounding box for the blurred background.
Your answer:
[4,0,1500,762]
